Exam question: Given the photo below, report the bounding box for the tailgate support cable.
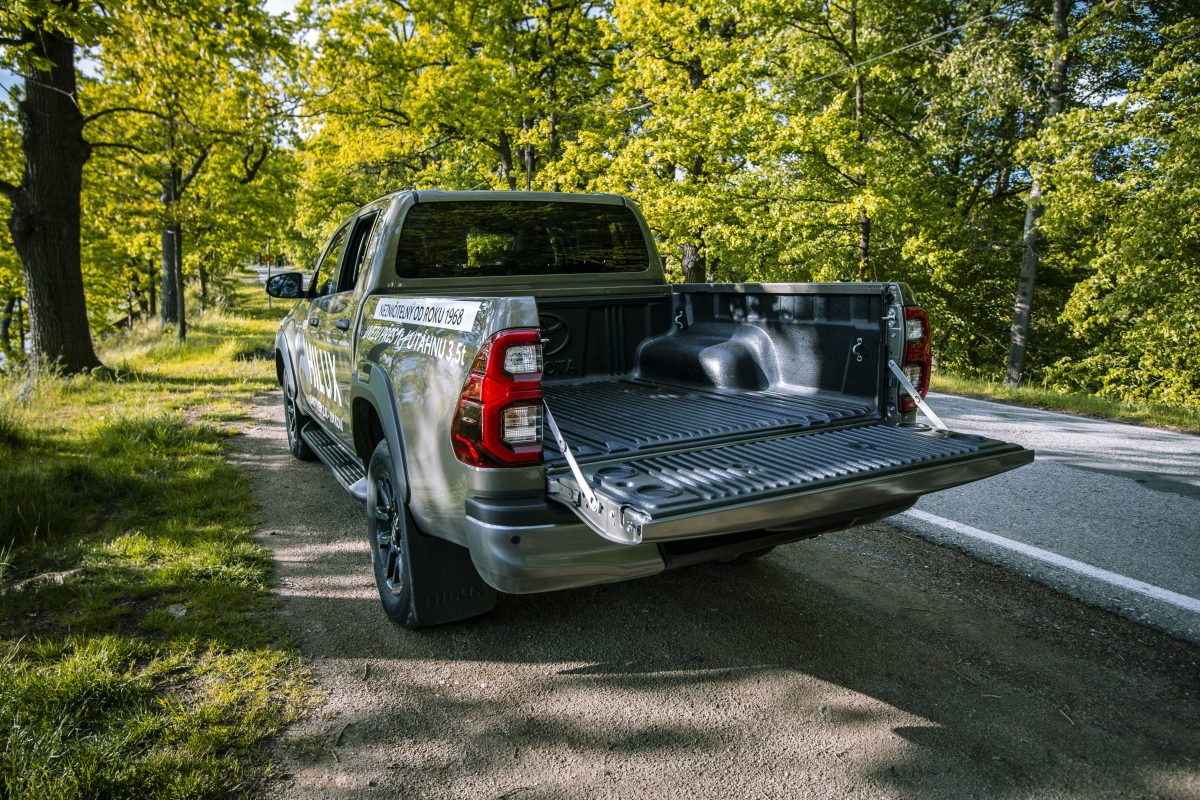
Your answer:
[888,360,949,431]
[544,401,603,514]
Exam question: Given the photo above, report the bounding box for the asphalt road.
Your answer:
[235,393,1200,800]
[897,393,1200,646]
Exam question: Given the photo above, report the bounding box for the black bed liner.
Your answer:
[543,378,875,463]
[562,423,1000,518]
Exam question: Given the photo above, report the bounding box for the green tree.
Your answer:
[293,0,614,247]
[1002,0,1068,386]
[0,0,104,372]
[1039,16,1200,405]
[554,0,777,282]
[86,0,292,339]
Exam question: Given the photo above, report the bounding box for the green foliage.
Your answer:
[76,0,296,332]
[1039,17,1200,405]
[5,0,1197,403]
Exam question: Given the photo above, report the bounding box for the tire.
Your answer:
[719,546,776,564]
[366,440,420,628]
[283,375,317,461]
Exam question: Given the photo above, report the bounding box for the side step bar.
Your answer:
[300,422,368,502]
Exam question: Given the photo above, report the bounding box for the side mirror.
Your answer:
[266,271,306,299]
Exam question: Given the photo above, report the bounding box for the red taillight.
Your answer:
[451,329,544,467]
[900,306,931,413]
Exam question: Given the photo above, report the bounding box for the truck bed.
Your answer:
[543,378,875,463]
[537,286,1032,545]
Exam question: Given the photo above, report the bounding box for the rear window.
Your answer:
[394,201,650,279]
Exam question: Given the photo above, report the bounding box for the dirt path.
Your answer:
[233,392,1200,800]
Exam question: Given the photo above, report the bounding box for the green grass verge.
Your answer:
[932,372,1200,435]
[0,281,307,799]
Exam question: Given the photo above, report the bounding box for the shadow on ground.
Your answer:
[237,393,1200,800]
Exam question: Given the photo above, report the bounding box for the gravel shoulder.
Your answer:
[234,392,1200,800]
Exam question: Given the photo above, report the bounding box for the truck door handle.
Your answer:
[335,319,350,331]
[309,317,320,327]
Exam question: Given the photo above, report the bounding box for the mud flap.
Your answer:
[405,516,498,625]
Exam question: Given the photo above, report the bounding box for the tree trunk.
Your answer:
[682,242,708,283]
[679,58,710,284]
[854,74,871,281]
[857,209,872,281]
[498,132,517,191]
[160,219,184,328]
[1007,180,1043,385]
[199,256,209,312]
[160,167,180,328]
[16,296,26,353]
[147,258,156,318]
[850,2,871,282]
[163,221,186,340]
[1005,0,1068,386]
[0,297,14,351]
[522,128,534,191]
[1,13,102,374]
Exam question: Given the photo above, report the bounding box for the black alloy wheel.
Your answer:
[367,440,419,627]
[283,377,317,461]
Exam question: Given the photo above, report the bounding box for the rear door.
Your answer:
[306,209,383,449]
[298,222,350,433]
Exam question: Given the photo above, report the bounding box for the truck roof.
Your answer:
[412,190,630,206]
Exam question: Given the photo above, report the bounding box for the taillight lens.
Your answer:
[900,307,931,413]
[451,329,544,467]
[501,404,542,444]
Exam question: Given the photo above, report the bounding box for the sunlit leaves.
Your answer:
[1039,18,1200,404]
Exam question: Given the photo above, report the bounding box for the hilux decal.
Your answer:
[309,347,343,405]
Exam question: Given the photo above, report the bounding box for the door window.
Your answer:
[313,224,350,297]
[335,212,381,294]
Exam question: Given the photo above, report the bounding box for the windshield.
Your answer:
[394,201,650,279]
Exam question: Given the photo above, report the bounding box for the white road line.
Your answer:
[901,509,1200,615]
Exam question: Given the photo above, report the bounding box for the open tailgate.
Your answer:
[547,423,1033,545]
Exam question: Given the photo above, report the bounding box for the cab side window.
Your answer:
[335,212,381,294]
[313,224,350,297]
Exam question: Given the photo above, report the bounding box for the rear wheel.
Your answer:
[283,376,317,461]
[367,440,419,628]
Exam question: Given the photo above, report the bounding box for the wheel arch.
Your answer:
[351,364,410,505]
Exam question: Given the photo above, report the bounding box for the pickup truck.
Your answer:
[266,190,1033,628]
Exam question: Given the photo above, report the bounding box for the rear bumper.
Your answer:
[464,502,666,594]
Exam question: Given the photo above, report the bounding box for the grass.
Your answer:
[0,280,308,799]
[931,371,1200,435]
